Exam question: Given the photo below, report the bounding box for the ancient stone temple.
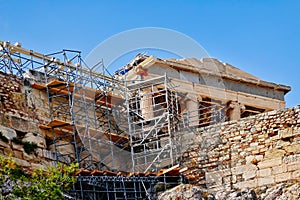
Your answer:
[115,54,291,122]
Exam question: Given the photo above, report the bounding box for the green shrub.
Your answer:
[0,155,26,182]
[0,155,78,199]
[11,137,23,145]
[23,141,38,154]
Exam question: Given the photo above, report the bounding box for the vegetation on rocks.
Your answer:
[11,137,38,154]
[0,155,78,200]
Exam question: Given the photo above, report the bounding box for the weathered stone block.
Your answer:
[22,132,46,149]
[291,170,300,179]
[256,155,264,162]
[13,150,23,159]
[257,168,271,177]
[250,142,258,147]
[0,140,10,148]
[13,157,30,167]
[43,149,57,160]
[245,155,263,164]
[49,141,74,157]
[258,158,282,169]
[272,164,287,175]
[35,148,43,158]
[279,127,293,139]
[284,144,300,154]
[0,125,16,140]
[232,164,257,180]
[287,161,300,172]
[283,154,300,163]
[264,149,286,159]
[245,155,254,164]
[12,142,23,151]
[243,168,257,180]
[233,179,257,190]
[257,177,275,187]
[0,113,11,127]
[27,121,39,134]
[31,163,46,170]
[10,116,29,132]
[11,92,26,109]
[275,172,291,183]
[23,151,37,162]
[40,159,56,167]
[206,170,230,184]
[275,140,291,148]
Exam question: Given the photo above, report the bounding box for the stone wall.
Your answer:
[0,72,56,171]
[0,71,114,171]
[182,105,300,192]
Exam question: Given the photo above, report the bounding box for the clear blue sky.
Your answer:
[0,0,299,107]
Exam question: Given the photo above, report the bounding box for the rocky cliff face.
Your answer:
[0,72,56,172]
[158,183,300,200]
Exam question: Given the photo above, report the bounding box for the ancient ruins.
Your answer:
[0,40,299,199]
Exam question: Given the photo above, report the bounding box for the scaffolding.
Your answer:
[125,75,180,172]
[0,40,225,199]
[73,164,182,200]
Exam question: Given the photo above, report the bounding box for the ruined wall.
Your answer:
[0,72,57,171]
[182,105,300,192]
[0,71,118,171]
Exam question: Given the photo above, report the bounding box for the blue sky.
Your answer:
[0,0,299,107]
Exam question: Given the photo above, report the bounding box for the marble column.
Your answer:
[185,93,200,127]
[140,88,154,120]
[227,101,245,121]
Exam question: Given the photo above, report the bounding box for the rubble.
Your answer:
[158,183,300,200]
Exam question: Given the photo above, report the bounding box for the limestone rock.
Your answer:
[13,157,30,167]
[11,142,23,151]
[284,144,300,154]
[0,139,10,148]
[279,128,294,139]
[157,184,205,200]
[23,151,38,162]
[264,149,286,159]
[264,187,283,200]
[42,149,56,160]
[13,150,23,159]
[158,184,300,200]
[49,140,74,163]
[22,132,46,149]
[0,125,16,140]
[215,191,227,200]
[31,163,46,170]
[227,190,257,200]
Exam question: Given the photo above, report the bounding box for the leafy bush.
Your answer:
[0,155,26,182]
[0,155,78,199]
